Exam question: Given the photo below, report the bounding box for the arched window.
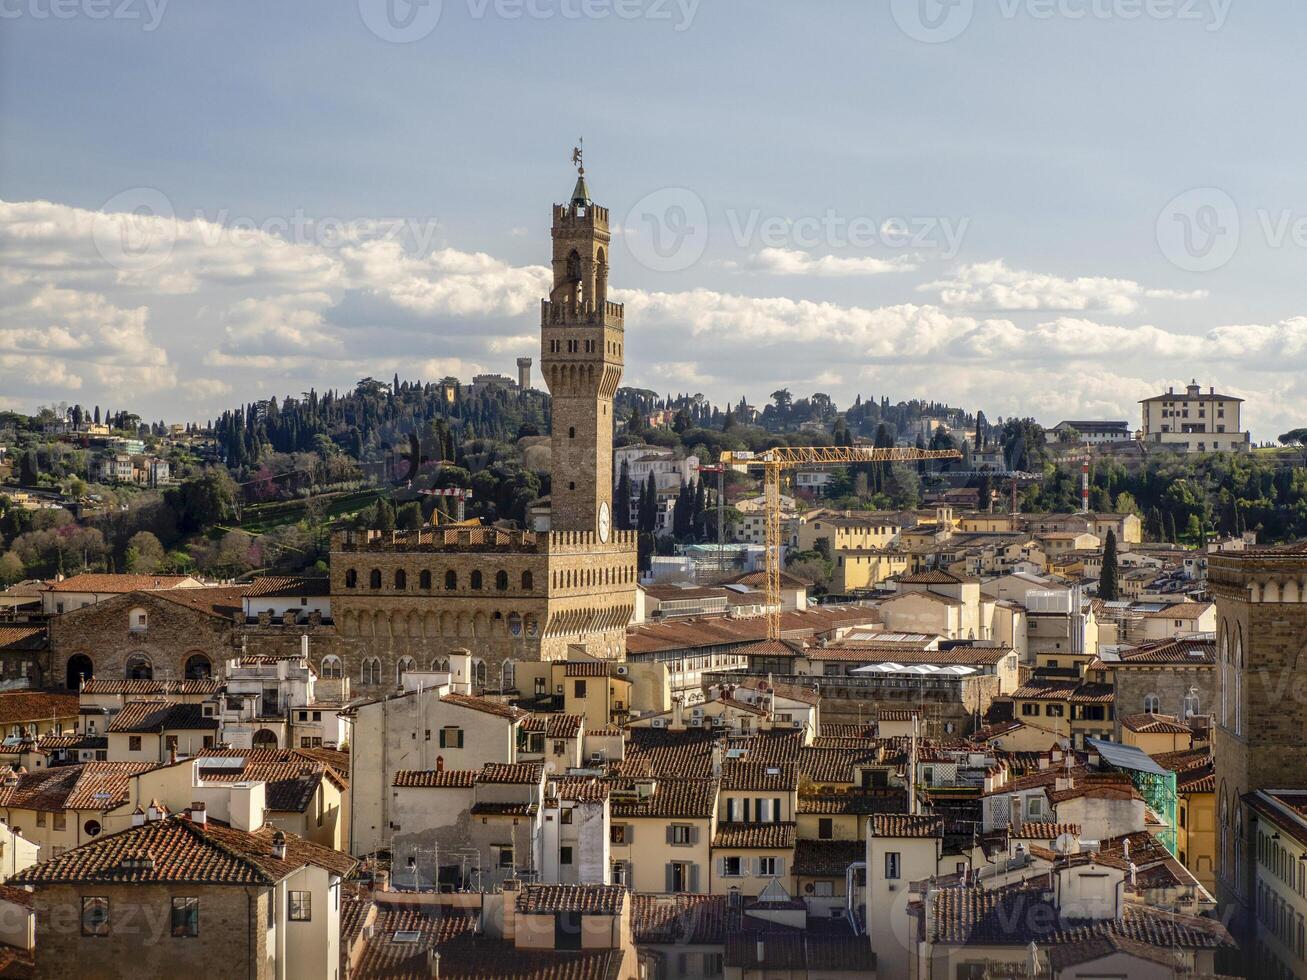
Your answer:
[397,656,416,683]
[321,655,343,679]
[395,569,407,590]
[125,654,153,681]
[445,570,458,590]
[66,654,93,691]
[362,658,382,685]
[503,661,516,690]
[470,571,483,591]
[432,657,449,672]
[1143,693,1160,714]
[419,570,432,590]
[252,729,278,749]
[345,568,358,589]
[472,659,487,688]
[184,654,212,681]
[1234,626,1244,736]
[369,569,382,589]
[522,571,533,591]
[496,570,509,591]
[128,607,148,632]
[1184,688,1200,718]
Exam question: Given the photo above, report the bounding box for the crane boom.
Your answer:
[720,446,964,639]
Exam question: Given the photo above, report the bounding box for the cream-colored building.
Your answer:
[1140,382,1250,452]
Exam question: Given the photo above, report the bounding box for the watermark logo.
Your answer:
[891,0,975,43]
[622,187,709,274]
[92,187,177,272]
[0,0,169,30]
[358,0,443,42]
[1156,187,1240,272]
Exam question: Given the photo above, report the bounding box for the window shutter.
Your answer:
[665,864,674,893]
[775,857,785,876]
[754,858,764,876]
[744,799,752,823]
[626,825,634,844]
[774,798,782,823]
[689,863,700,893]
[438,729,446,748]
[689,826,699,845]
[719,858,727,877]
[666,825,675,845]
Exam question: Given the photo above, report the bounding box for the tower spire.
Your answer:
[570,139,591,206]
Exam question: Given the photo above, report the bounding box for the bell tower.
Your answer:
[541,152,623,539]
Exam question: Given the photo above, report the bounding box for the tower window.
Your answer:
[496,571,509,591]
[369,569,382,589]
[470,571,483,590]
[445,570,458,590]
[568,482,575,491]
[569,427,576,439]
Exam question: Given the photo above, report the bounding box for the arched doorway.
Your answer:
[65,654,93,691]
[184,654,212,681]
[125,654,153,681]
[252,729,278,749]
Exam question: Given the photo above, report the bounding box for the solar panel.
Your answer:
[1085,738,1169,776]
[198,756,245,770]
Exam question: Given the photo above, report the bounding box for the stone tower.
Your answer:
[540,167,623,540]
[1210,545,1307,933]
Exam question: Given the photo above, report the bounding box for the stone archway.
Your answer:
[66,654,93,691]
[252,729,278,749]
[184,653,213,681]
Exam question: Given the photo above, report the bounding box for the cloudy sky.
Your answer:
[3,1,1307,438]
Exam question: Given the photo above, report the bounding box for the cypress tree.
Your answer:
[1099,530,1120,601]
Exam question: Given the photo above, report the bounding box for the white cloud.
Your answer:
[736,247,918,278]
[922,260,1206,315]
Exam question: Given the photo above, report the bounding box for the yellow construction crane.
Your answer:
[720,445,963,639]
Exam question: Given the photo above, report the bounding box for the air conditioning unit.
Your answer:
[615,665,629,676]
[590,751,606,764]
[652,718,665,728]
[887,883,897,892]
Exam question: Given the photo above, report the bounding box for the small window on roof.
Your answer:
[392,930,422,943]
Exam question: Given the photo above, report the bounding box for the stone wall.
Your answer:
[32,882,271,980]
[48,592,235,690]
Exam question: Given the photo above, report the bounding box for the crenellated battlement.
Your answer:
[552,202,610,228]
[333,526,544,554]
[541,299,624,328]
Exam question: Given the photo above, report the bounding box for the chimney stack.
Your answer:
[131,806,146,827]
[271,830,287,861]
[190,802,207,826]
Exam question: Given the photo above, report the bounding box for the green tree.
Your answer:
[0,551,23,586]
[124,531,165,573]
[1099,530,1120,601]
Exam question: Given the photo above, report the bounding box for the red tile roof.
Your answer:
[106,701,218,733]
[476,763,543,785]
[0,626,46,653]
[11,815,355,885]
[872,814,942,838]
[0,761,155,812]
[1121,713,1191,735]
[793,838,863,876]
[515,883,625,915]
[439,693,527,722]
[609,779,718,819]
[393,770,477,789]
[0,691,78,725]
[711,822,796,849]
[46,574,197,593]
[521,714,584,739]
[243,576,330,598]
[720,761,797,792]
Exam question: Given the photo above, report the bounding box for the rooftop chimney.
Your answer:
[271,830,287,861]
[756,940,765,964]
[190,801,207,826]
[131,806,145,827]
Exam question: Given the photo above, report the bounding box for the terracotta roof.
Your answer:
[712,822,796,849]
[922,883,1234,950]
[107,701,218,733]
[1089,637,1215,668]
[793,838,863,876]
[609,779,717,819]
[1010,822,1080,840]
[899,570,965,585]
[620,729,718,778]
[149,586,249,620]
[11,814,355,885]
[0,885,32,908]
[723,569,811,589]
[872,814,942,838]
[243,576,330,598]
[1143,602,1212,619]
[1121,713,1191,735]
[79,679,221,696]
[880,590,962,607]
[46,574,196,593]
[819,723,876,739]
[720,761,798,792]
[0,625,46,653]
[476,763,543,785]
[438,693,527,722]
[550,777,609,803]
[631,893,729,945]
[0,691,78,725]
[1068,683,1115,705]
[0,761,155,812]
[1011,680,1081,700]
[192,752,335,812]
[393,769,477,789]
[521,714,584,739]
[797,792,905,815]
[349,900,480,979]
[1149,748,1211,774]
[726,933,874,973]
[516,883,625,915]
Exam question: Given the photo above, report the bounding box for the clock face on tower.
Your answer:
[598,501,611,543]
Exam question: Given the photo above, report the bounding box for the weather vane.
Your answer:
[572,138,584,175]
